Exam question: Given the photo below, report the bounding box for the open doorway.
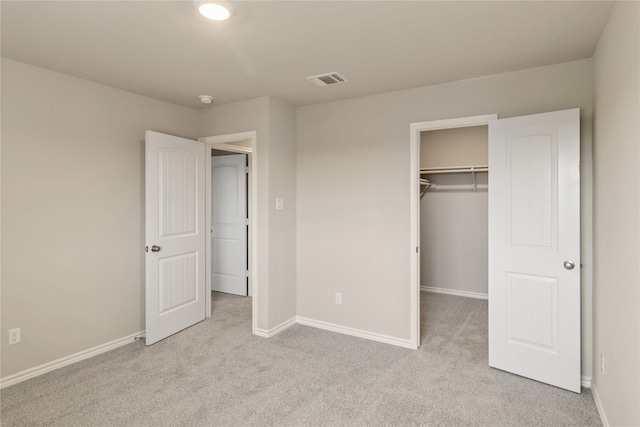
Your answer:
[419,125,489,300]
[199,131,258,334]
[409,114,497,348]
[210,149,249,297]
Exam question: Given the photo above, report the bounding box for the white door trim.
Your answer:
[409,114,497,348]
[199,131,258,336]
[207,143,252,154]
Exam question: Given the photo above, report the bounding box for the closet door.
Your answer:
[488,109,580,392]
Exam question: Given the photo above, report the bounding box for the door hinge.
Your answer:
[246,270,250,277]
[245,166,250,173]
[416,246,419,253]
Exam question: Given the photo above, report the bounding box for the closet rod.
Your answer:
[428,184,488,190]
[420,165,488,175]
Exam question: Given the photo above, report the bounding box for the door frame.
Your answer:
[199,131,258,335]
[409,114,498,348]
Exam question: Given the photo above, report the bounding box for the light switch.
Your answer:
[275,198,285,210]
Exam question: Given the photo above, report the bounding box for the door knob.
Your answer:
[151,245,161,253]
[563,260,575,270]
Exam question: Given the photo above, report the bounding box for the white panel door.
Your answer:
[145,131,206,345]
[488,109,581,392]
[211,154,247,296]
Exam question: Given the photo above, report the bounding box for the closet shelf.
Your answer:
[420,165,488,175]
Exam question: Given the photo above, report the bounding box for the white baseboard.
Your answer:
[253,316,297,338]
[581,375,592,388]
[421,286,488,300]
[0,330,144,389]
[296,316,416,349]
[591,383,610,427]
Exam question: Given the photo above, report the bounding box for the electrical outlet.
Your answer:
[601,354,605,375]
[335,292,342,304]
[9,328,21,345]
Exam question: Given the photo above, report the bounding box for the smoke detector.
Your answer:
[306,72,348,87]
[199,95,213,104]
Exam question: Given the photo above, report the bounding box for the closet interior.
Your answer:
[420,125,489,298]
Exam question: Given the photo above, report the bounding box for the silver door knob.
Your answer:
[564,260,575,270]
[151,245,161,253]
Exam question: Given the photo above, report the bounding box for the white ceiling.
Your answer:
[1,1,614,110]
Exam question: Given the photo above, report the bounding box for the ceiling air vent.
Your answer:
[306,72,348,87]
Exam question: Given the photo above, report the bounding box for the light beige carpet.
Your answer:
[1,292,601,426]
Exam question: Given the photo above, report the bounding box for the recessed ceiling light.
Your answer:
[199,95,214,104]
[196,1,235,21]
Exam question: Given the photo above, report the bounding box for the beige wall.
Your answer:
[420,126,488,295]
[1,59,198,378]
[197,97,297,332]
[267,99,297,328]
[592,2,640,425]
[297,59,594,375]
[420,126,488,168]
